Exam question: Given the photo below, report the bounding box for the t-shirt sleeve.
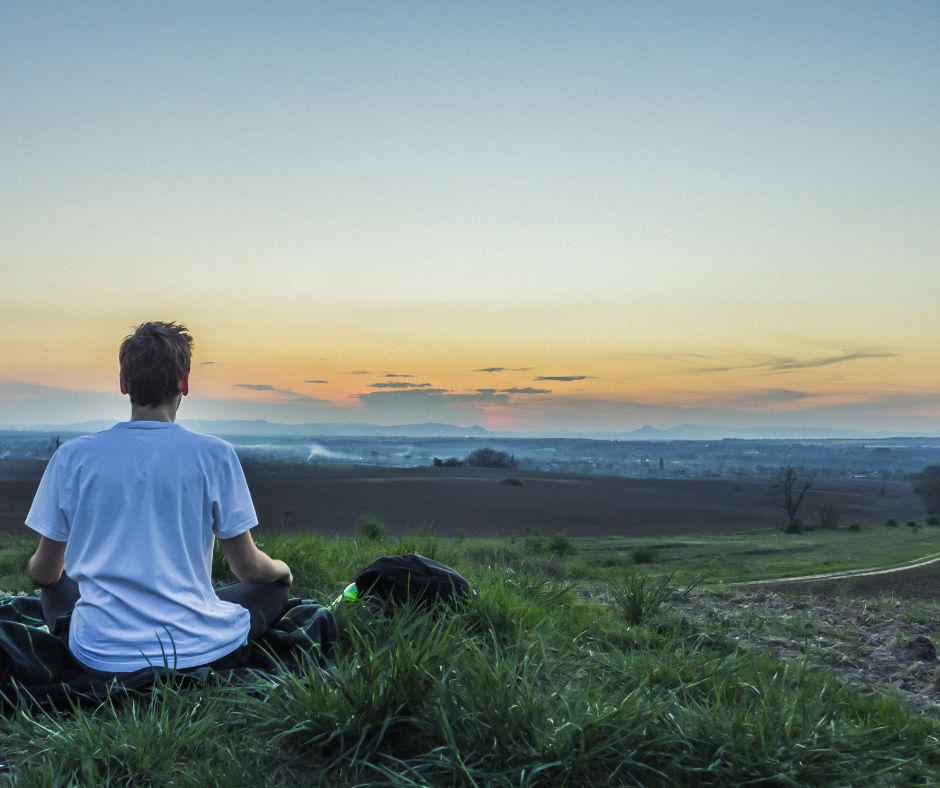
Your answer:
[24,451,70,542]
[211,445,258,539]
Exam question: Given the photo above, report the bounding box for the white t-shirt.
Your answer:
[26,421,257,672]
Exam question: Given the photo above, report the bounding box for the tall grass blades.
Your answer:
[245,604,463,772]
[2,535,939,786]
[394,527,462,568]
[0,680,247,787]
[608,569,682,625]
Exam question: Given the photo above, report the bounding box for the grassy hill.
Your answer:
[0,531,938,785]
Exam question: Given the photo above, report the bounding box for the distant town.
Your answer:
[2,426,939,482]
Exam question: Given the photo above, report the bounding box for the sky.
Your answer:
[2,2,939,435]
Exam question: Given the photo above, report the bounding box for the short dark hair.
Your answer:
[119,322,194,408]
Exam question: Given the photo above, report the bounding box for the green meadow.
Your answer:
[0,527,938,786]
[572,522,940,584]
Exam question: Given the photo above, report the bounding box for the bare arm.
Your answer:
[28,536,67,587]
[219,531,292,586]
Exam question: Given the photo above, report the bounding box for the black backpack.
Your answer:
[353,554,470,609]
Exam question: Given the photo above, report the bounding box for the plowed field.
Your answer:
[1,463,923,541]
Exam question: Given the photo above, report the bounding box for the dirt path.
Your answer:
[731,551,940,587]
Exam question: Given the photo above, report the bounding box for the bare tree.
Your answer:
[770,465,816,521]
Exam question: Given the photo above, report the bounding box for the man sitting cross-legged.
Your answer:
[25,321,292,675]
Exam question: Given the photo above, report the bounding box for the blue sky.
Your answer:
[2,2,939,433]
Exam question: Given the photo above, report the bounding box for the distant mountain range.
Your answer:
[544,424,940,441]
[2,419,939,441]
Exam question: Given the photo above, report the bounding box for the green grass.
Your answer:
[1,532,939,785]
[576,525,940,584]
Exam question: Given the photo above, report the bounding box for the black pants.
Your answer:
[41,574,290,670]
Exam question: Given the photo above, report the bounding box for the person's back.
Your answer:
[25,321,292,674]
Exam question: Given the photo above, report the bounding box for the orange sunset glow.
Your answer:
[2,4,939,436]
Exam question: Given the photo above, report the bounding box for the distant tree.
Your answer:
[813,499,840,530]
[466,447,511,469]
[769,465,816,521]
[911,466,940,514]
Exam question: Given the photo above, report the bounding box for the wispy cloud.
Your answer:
[358,388,512,415]
[368,381,435,389]
[771,352,898,371]
[200,361,215,365]
[305,379,329,384]
[473,367,534,373]
[692,350,899,374]
[534,375,594,382]
[735,388,820,404]
[384,373,414,378]
[500,387,551,394]
[233,384,328,404]
[344,371,370,375]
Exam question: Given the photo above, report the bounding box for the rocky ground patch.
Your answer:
[677,587,940,718]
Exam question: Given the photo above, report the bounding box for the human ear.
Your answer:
[120,374,128,396]
[179,373,190,397]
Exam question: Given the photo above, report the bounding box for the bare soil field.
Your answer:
[0,461,924,541]
[0,480,46,540]
[245,468,924,538]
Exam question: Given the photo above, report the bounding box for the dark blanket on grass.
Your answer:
[0,595,338,709]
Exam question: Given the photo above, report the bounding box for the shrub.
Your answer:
[466,447,511,468]
[907,520,920,530]
[355,512,387,541]
[523,528,545,555]
[926,515,940,526]
[630,546,658,564]
[848,522,861,532]
[885,517,899,528]
[548,532,575,557]
[911,465,940,514]
[608,570,680,625]
[784,519,803,534]
[813,499,841,530]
